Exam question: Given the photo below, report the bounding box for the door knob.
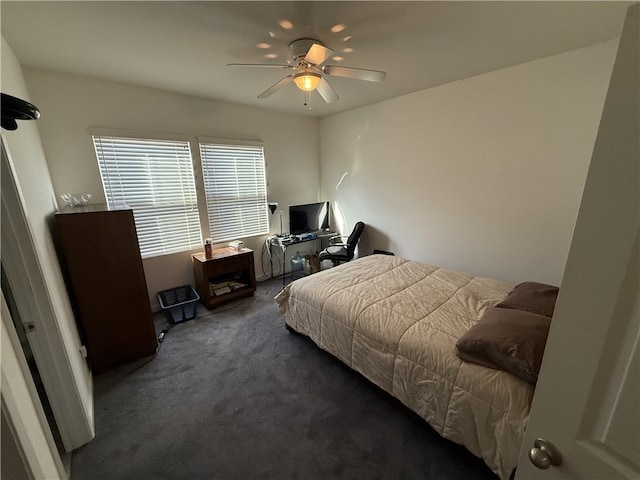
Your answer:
[529,437,563,469]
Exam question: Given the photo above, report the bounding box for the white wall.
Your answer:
[320,41,617,286]
[19,40,617,297]
[23,68,320,309]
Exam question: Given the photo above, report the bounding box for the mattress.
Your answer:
[275,254,534,479]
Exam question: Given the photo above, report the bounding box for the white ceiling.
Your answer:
[1,1,631,118]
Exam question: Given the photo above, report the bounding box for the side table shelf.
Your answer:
[192,247,256,309]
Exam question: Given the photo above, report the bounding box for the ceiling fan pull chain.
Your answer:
[304,90,311,110]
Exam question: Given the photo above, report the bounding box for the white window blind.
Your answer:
[199,142,269,243]
[92,135,202,258]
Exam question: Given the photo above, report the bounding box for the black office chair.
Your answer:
[318,221,365,266]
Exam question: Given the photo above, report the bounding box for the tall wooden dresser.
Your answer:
[55,204,157,374]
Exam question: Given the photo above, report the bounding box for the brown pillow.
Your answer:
[495,281,559,317]
[456,307,551,384]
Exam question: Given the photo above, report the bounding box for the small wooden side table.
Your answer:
[192,247,256,309]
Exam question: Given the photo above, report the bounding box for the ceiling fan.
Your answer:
[228,38,386,104]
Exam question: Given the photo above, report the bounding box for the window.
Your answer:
[199,141,269,243]
[92,135,202,258]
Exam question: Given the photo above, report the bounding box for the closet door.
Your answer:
[55,204,157,374]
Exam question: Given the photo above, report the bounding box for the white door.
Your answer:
[1,136,95,451]
[1,292,66,480]
[516,5,639,479]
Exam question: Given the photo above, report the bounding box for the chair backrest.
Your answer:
[345,221,365,258]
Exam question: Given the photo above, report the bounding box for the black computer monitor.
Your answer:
[288,202,330,235]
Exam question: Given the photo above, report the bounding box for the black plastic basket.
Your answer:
[158,285,200,324]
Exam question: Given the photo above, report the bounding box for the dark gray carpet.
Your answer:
[71,278,499,480]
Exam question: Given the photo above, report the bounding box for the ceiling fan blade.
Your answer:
[322,65,386,83]
[227,63,291,69]
[257,75,293,98]
[316,78,338,104]
[304,43,335,67]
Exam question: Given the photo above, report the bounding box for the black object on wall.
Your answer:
[1,93,40,130]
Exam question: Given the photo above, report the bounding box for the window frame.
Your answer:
[196,137,270,244]
[90,130,271,258]
[90,128,203,259]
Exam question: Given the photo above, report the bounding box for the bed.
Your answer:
[275,254,556,480]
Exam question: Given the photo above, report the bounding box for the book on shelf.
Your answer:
[208,280,248,296]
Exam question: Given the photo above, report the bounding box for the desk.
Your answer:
[269,232,336,285]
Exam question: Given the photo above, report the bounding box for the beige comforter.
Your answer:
[275,254,534,480]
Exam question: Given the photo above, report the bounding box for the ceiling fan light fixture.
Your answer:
[293,72,321,92]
